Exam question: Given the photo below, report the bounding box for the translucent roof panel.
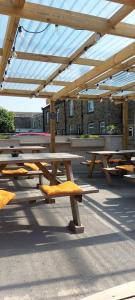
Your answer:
[80,89,109,95]
[100,72,135,87]
[7,59,61,80]
[27,0,122,19]
[113,90,135,97]
[15,19,93,57]
[3,82,39,91]
[43,85,64,92]
[81,35,134,61]
[122,10,135,25]
[55,65,93,82]
[0,15,9,48]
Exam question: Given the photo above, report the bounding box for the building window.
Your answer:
[128,126,133,137]
[46,112,49,124]
[69,100,74,117]
[87,122,95,134]
[69,124,74,134]
[77,124,81,135]
[87,100,94,113]
[56,108,60,123]
[99,121,106,134]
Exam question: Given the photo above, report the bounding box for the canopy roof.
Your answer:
[0,0,135,103]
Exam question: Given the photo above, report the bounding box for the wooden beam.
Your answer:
[0,1,134,38]
[33,4,133,96]
[12,0,25,8]
[106,0,135,6]
[52,42,135,101]
[0,0,25,81]
[16,51,101,66]
[50,100,56,153]
[5,77,70,86]
[122,101,128,149]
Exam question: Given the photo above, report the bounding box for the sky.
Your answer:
[0,96,46,112]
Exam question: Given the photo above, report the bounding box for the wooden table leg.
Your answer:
[64,160,84,233]
[89,153,96,177]
[102,155,112,185]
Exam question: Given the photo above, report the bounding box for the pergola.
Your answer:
[0,0,135,151]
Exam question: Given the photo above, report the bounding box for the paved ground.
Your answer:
[0,170,135,300]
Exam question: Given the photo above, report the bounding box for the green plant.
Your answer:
[79,134,100,139]
[0,107,15,133]
[106,124,120,135]
[0,134,9,139]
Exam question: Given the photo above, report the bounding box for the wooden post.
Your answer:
[123,101,128,149]
[50,100,56,153]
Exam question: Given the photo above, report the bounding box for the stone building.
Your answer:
[43,99,123,135]
[14,112,43,132]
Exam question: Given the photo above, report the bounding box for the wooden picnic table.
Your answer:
[0,152,98,233]
[0,145,46,153]
[87,150,135,184]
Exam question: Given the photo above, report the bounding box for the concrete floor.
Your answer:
[0,171,135,300]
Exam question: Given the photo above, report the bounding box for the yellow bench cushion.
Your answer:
[24,162,49,171]
[40,181,82,197]
[2,168,28,175]
[116,164,135,172]
[86,160,102,164]
[0,190,16,209]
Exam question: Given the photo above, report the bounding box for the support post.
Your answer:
[50,100,56,153]
[123,101,128,149]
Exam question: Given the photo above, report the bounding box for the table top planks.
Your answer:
[0,146,46,152]
[0,152,83,165]
[87,150,135,155]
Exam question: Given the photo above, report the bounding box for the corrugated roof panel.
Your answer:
[113,90,135,96]
[80,88,109,95]
[55,64,93,81]
[43,85,64,92]
[100,71,135,87]
[27,0,122,19]
[3,82,39,91]
[7,59,61,79]
[15,19,93,57]
[0,15,9,48]
[123,10,135,25]
[81,35,134,61]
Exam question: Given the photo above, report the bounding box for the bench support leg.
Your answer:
[68,195,84,233]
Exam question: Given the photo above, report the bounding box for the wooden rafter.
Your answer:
[106,0,135,6]
[0,1,134,38]
[51,42,135,101]
[33,4,133,96]
[0,0,25,82]
[5,77,70,86]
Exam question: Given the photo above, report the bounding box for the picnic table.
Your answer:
[0,152,98,233]
[0,145,46,154]
[87,150,135,184]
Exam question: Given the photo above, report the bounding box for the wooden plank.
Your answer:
[0,0,25,81]
[16,51,101,66]
[50,100,56,153]
[0,1,134,38]
[106,0,135,6]
[52,42,135,101]
[122,101,128,149]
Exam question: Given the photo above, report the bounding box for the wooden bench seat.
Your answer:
[124,174,135,183]
[9,184,98,205]
[0,170,44,185]
[102,167,120,173]
[81,160,102,166]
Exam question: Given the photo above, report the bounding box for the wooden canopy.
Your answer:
[0,0,135,150]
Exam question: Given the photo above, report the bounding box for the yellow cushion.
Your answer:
[2,168,28,175]
[24,162,49,171]
[24,163,39,171]
[116,164,135,172]
[0,190,16,209]
[40,181,82,197]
